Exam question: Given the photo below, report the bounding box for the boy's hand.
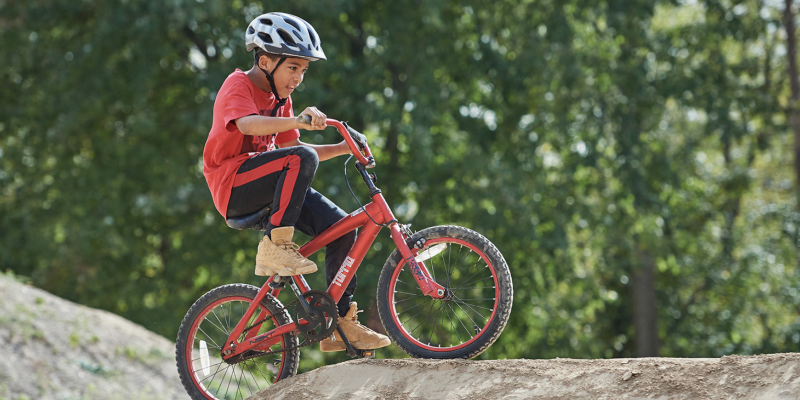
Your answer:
[298,107,327,130]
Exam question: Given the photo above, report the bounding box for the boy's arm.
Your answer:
[235,115,307,136]
[235,106,327,136]
[278,139,350,162]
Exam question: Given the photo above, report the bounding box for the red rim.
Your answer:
[185,295,287,399]
[387,238,500,352]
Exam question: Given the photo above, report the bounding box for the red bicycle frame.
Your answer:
[219,119,446,360]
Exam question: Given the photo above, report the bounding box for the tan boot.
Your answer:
[254,226,317,276]
[320,302,391,352]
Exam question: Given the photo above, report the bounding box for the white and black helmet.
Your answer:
[245,12,326,61]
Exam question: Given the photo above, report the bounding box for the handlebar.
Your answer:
[296,114,375,168]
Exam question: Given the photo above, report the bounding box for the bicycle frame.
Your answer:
[219,120,446,360]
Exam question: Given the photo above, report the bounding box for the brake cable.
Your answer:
[343,154,390,227]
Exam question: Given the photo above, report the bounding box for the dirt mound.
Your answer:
[0,274,185,400]
[249,354,800,400]
[4,272,799,400]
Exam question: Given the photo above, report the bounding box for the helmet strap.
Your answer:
[259,56,288,117]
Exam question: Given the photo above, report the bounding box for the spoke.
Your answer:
[196,326,221,349]
[399,301,431,325]
[447,303,454,346]
[432,300,443,345]
[207,361,232,395]
[224,364,236,400]
[408,300,438,335]
[435,300,447,346]
[453,298,495,301]
[211,308,231,336]
[193,343,222,351]
[241,364,254,397]
[454,296,494,315]
[441,243,450,285]
[454,275,495,291]
[454,246,474,281]
[225,301,232,333]
[446,245,463,287]
[249,360,275,384]
[198,358,230,384]
[452,264,489,291]
[192,355,227,365]
[451,284,495,290]
[427,247,437,282]
[410,300,447,336]
[394,290,424,296]
[447,303,469,342]
[246,364,263,392]
[393,296,420,305]
[446,242,452,275]
[453,299,481,332]
[204,312,230,338]
[395,278,415,287]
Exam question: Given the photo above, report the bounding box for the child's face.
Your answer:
[263,57,310,98]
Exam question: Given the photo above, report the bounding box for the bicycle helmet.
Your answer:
[246,12,326,61]
[245,12,326,116]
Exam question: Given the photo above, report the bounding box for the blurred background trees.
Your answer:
[2,0,799,370]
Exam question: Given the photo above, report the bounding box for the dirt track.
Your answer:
[248,354,800,400]
[4,274,800,400]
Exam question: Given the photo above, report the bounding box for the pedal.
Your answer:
[335,325,376,359]
[268,275,286,289]
[354,349,375,358]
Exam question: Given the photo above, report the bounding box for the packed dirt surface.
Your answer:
[0,275,185,400]
[250,354,800,400]
[4,274,800,400]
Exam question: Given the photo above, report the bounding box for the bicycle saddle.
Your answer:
[226,204,271,231]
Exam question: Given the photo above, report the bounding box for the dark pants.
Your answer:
[227,146,357,316]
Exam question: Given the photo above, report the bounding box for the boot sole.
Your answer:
[255,264,318,276]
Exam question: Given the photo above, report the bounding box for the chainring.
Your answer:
[227,290,339,364]
[294,290,338,341]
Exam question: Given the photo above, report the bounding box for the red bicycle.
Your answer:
[175,117,513,400]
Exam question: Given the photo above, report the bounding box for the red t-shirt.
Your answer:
[203,69,300,218]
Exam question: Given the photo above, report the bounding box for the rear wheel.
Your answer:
[377,225,513,359]
[176,284,299,400]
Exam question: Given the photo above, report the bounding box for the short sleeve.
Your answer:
[222,83,259,132]
[275,96,301,145]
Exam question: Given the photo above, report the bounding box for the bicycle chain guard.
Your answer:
[294,290,338,341]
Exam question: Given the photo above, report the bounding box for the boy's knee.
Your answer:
[295,145,319,166]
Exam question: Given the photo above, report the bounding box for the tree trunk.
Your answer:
[632,248,659,357]
[785,0,800,260]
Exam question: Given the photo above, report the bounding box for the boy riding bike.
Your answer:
[202,12,389,352]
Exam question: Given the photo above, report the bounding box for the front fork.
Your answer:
[389,222,446,298]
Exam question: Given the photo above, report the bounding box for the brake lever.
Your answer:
[342,122,368,151]
[296,115,374,167]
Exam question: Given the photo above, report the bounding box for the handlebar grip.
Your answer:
[296,114,312,124]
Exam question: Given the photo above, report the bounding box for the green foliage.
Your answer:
[1,0,798,370]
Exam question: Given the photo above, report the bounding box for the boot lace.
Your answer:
[349,309,367,327]
[275,241,303,255]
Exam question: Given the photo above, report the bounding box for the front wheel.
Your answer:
[175,284,299,400]
[377,225,513,359]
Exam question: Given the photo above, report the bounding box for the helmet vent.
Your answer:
[283,17,301,32]
[259,18,274,26]
[277,29,297,46]
[292,30,303,41]
[258,32,273,44]
[248,27,255,34]
[303,21,317,47]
